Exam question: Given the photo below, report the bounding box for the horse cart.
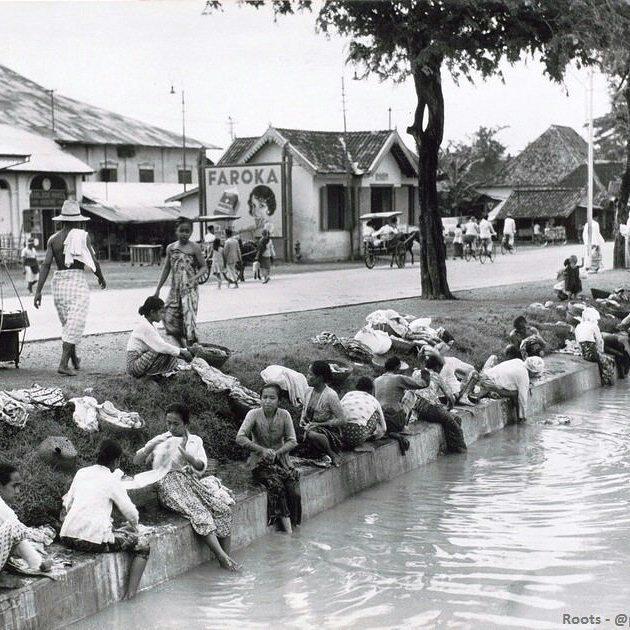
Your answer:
[360,211,419,269]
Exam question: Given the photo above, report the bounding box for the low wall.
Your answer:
[0,355,600,630]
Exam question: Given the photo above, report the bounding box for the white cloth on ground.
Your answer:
[260,365,308,406]
[60,465,139,544]
[63,229,95,272]
[354,326,392,354]
[127,318,181,356]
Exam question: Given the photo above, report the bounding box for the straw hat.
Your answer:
[52,200,90,222]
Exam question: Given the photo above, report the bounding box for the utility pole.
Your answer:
[46,90,55,137]
[227,116,236,141]
[171,85,188,192]
[388,107,392,131]
[341,76,354,258]
[586,67,594,268]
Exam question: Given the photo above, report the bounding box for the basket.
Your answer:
[192,343,232,368]
[0,311,29,330]
[325,359,353,386]
[591,288,612,300]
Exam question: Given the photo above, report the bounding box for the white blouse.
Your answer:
[574,321,604,352]
[142,432,208,479]
[60,465,139,544]
[127,318,181,356]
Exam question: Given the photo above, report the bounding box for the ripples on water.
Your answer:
[77,386,630,630]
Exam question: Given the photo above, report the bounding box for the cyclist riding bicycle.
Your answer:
[478,213,496,254]
[463,216,479,255]
[502,213,516,250]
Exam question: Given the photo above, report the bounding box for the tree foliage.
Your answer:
[439,126,508,212]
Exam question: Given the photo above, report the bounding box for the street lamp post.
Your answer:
[171,85,187,192]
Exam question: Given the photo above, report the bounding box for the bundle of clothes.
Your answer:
[69,398,144,432]
[0,386,66,428]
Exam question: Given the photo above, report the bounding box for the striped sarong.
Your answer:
[52,270,90,345]
[126,350,179,378]
[0,520,28,572]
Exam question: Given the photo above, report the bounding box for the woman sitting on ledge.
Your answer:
[236,383,301,533]
[300,361,347,467]
[339,377,387,450]
[127,296,193,378]
[60,439,149,600]
[134,403,239,571]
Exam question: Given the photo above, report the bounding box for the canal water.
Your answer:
[76,385,630,630]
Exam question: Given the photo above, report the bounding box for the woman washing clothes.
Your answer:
[126,296,193,378]
[134,403,239,571]
[339,377,387,450]
[155,218,207,347]
[60,440,149,599]
[300,361,347,467]
[236,384,301,533]
[574,307,616,385]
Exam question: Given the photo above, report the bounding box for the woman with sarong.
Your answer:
[155,218,207,347]
[126,296,193,378]
[134,403,239,571]
[236,384,301,533]
[575,307,616,386]
[339,377,387,450]
[300,361,347,467]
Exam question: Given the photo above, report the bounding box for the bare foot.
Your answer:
[57,367,77,376]
[218,556,241,572]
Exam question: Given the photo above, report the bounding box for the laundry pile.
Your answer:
[310,331,374,363]
[191,357,261,410]
[0,394,29,427]
[0,385,66,428]
[260,365,308,406]
[69,397,144,432]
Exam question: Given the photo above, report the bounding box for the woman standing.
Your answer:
[126,296,193,378]
[300,361,347,467]
[60,440,150,599]
[210,238,225,289]
[154,218,207,346]
[255,229,275,284]
[133,403,239,571]
[236,383,301,533]
[21,238,39,294]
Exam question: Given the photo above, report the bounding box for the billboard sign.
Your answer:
[204,163,284,237]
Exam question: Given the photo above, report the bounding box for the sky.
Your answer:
[0,0,614,159]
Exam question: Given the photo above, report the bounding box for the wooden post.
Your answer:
[281,146,293,262]
[197,147,207,241]
[106,222,111,261]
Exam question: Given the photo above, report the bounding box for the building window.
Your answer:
[178,169,192,185]
[100,168,118,183]
[371,186,393,213]
[139,168,155,183]
[320,185,347,231]
[408,185,416,225]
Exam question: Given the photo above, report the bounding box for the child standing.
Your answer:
[564,255,583,299]
[20,239,39,294]
[210,238,225,289]
[590,245,602,273]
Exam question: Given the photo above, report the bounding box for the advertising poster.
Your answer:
[204,163,284,237]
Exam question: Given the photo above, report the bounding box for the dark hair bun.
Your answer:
[139,296,165,317]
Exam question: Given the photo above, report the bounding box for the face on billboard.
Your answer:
[206,165,283,237]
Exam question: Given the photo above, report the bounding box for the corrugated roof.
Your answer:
[217,128,417,175]
[82,182,185,207]
[495,187,586,220]
[485,126,588,187]
[81,202,181,224]
[0,64,217,149]
[0,124,93,174]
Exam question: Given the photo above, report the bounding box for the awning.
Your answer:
[81,203,182,224]
[359,211,403,221]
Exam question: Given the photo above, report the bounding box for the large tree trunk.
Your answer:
[613,84,630,269]
[408,61,453,299]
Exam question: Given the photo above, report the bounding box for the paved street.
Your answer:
[1,243,617,342]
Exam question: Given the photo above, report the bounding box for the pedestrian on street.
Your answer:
[210,238,226,289]
[34,200,106,376]
[223,228,242,288]
[21,238,39,294]
[452,223,463,259]
[255,229,275,284]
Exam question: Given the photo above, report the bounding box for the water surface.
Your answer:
[76,385,630,629]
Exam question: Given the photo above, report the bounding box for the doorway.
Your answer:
[370,186,393,213]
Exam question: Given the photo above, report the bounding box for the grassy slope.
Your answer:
[3,271,628,526]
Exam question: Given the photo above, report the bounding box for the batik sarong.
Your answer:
[0,520,28,571]
[157,471,233,537]
[52,269,90,345]
[163,249,199,344]
[126,350,179,378]
[252,461,301,527]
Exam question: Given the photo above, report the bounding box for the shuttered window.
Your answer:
[319,185,347,231]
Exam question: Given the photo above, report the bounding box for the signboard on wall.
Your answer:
[204,163,284,237]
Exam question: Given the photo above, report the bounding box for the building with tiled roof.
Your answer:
[174,125,419,261]
[0,64,219,188]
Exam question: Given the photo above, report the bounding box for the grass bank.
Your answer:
[3,272,627,528]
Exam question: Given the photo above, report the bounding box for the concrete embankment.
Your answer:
[0,355,600,630]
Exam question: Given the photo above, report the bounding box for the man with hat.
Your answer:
[34,200,106,376]
[20,238,39,294]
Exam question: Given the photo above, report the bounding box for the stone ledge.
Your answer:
[0,355,601,630]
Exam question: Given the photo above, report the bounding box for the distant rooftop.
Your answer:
[0,64,218,150]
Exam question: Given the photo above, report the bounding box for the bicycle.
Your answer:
[463,238,476,262]
[477,238,495,264]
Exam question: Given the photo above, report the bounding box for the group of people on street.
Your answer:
[452,213,497,259]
